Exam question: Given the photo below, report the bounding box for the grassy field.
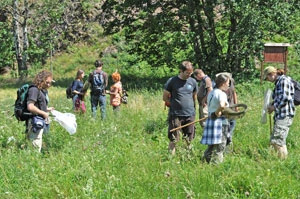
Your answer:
[1,77,300,198]
[1,40,300,198]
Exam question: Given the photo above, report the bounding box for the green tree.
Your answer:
[101,0,300,77]
[0,20,14,72]
[0,0,104,76]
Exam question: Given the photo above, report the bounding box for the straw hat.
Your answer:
[263,66,277,80]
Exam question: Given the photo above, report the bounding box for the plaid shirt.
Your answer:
[273,75,295,120]
[200,117,227,145]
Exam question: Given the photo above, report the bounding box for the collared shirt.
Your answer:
[273,75,295,119]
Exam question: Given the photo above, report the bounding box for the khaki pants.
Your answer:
[199,104,208,128]
[27,119,44,152]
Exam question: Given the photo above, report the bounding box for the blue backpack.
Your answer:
[91,71,105,93]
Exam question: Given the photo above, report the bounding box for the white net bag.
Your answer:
[261,89,272,124]
[51,110,77,135]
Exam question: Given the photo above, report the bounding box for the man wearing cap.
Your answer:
[263,66,295,159]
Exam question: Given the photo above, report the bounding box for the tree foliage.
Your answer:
[101,0,300,77]
[0,0,299,79]
[0,0,104,75]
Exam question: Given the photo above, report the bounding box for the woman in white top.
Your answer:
[200,73,230,164]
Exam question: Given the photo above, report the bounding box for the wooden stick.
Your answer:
[170,117,208,132]
[269,114,272,135]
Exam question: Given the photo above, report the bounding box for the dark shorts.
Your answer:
[168,115,195,142]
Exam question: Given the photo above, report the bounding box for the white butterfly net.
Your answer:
[51,110,77,135]
[261,89,272,124]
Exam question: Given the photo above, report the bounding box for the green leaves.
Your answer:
[102,0,300,79]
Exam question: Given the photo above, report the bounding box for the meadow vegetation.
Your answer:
[1,1,300,198]
[1,40,300,198]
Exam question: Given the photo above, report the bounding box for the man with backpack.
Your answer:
[193,69,213,128]
[263,66,295,159]
[88,60,108,120]
[26,70,55,152]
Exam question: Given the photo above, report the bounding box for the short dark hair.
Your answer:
[94,60,103,67]
[179,61,193,72]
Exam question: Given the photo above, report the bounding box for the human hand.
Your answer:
[165,101,171,107]
[267,105,274,114]
[47,107,55,112]
[42,111,49,119]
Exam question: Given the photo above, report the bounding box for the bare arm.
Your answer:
[215,101,227,117]
[104,73,109,87]
[193,91,197,109]
[27,103,49,119]
[202,86,213,105]
[233,90,238,104]
[163,90,171,102]
[233,90,238,111]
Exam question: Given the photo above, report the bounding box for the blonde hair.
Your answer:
[33,70,53,89]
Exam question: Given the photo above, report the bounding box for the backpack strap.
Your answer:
[201,75,210,97]
[27,85,42,109]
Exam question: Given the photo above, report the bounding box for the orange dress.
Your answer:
[110,81,122,107]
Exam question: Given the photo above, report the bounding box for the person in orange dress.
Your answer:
[110,71,123,113]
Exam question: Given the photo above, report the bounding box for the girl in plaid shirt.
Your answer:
[263,66,295,159]
[200,73,231,164]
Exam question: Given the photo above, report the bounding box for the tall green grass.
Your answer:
[1,40,300,198]
[1,80,300,198]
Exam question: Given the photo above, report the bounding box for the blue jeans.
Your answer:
[90,94,106,120]
[72,94,79,110]
[227,119,236,144]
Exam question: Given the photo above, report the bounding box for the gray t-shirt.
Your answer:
[27,86,47,113]
[164,76,198,117]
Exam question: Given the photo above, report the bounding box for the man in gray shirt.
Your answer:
[163,61,198,155]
